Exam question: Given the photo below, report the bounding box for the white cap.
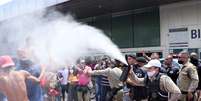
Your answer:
[144,59,161,68]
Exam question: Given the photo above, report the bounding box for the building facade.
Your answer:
[161,0,201,58]
[59,0,201,58]
[1,0,200,58]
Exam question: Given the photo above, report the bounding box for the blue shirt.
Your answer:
[19,64,43,101]
[0,92,7,101]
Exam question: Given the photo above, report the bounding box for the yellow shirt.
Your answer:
[68,74,78,84]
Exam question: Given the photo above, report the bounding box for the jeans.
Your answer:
[100,85,111,101]
[55,95,61,101]
[95,83,101,101]
[0,92,7,101]
[68,84,78,101]
[61,84,68,101]
[123,93,132,101]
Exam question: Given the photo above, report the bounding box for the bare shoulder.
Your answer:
[86,66,92,70]
[0,75,6,81]
[0,74,9,85]
[0,76,7,90]
[17,70,30,76]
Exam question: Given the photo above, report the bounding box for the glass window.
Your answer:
[173,49,184,54]
[93,15,111,38]
[111,14,133,48]
[133,8,160,48]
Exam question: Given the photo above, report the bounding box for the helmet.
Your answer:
[0,55,15,68]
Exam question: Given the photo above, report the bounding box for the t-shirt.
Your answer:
[68,74,78,83]
[78,66,92,86]
[23,65,43,101]
[59,68,69,85]
[0,92,7,101]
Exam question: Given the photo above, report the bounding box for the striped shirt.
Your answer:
[100,75,110,87]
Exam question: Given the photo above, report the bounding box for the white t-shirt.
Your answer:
[59,68,69,85]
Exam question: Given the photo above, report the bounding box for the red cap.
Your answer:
[0,55,15,68]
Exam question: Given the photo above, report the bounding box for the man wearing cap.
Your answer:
[0,55,40,101]
[136,57,147,70]
[129,59,181,101]
[177,51,199,101]
[128,57,148,101]
[123,55,137,101]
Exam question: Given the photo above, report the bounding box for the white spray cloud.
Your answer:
[0,10,127,67]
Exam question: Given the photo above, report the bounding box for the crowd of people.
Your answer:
[0,48,201,101]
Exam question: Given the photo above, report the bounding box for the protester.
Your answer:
[15,48,45,101]
[68,66,78,101]
[99,59,111,101]
[123,54,137,101]
[43,71,61,101]
[0,55,40,101]
[124,55,148,101]
[17,59,44,101]
[58,66,69,101]
[77,59,92,101]
[3,48,201,101]
[130,57,148,101]
[94,60,102,101]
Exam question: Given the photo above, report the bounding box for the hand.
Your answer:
[87,70,92,75]
[129,66,134,74]
[140,50,146,56]
[187,92,193,101]
[40,77,46,87]
[124,92,130,96]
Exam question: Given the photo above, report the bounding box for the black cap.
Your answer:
[136,57,147,63]
[125,54,136,61]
